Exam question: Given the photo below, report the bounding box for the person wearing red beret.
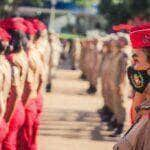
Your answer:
[2,18,28,150]
[113,23,150,150]
[30,18,52,93]
[30,18,51,139]
[128,23,150,124]
[30,20,47,150]
[0,27,11,150]
[17,19,45,149]
[14,18,37,150]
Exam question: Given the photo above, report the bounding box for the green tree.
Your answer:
[130,0,150,16]
[23,0,44,7]
[0,0,20,18]
[75,0,99,8]
[0,0,44,18]
[99,0,150,29]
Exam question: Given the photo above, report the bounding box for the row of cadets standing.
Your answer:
[99,33,131,137]
[0,17,49,150]
[68,32,133,137]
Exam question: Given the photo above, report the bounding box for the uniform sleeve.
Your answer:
[27,56,37,86]
[13,56,22,69]
[0,71,3,91]
[29,58,36,73]
[117,53,128,84]
[12,66,22,96]
[0,73,5,116]
[13,66,20,85]
[120,53,128,74]
[27,67,35,85]
[3,64,11,105]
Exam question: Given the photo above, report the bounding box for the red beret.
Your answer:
[130,23,150,49]
[30,18,47,31]
[23,20,37,35]
[11,17,24,23]
[4,17,37,35]
[0,18,27,33]
[0,19,10,29]
[0,27,11,41]
[12,22,27,33]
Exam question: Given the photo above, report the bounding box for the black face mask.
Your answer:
[127,66,150,93]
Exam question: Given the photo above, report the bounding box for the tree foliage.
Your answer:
[0,0,44,18]
[22,0,44,7]
[74,0,99,8]
[0,0,20,18]
[99,0,150,28]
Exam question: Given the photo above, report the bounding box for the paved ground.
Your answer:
[38,69,130,150]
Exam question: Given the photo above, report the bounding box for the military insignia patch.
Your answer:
[127,67,150,93]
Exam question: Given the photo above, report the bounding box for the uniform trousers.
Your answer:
[0,119,8,150]
[17,98,37,150]
[3,100,25,150]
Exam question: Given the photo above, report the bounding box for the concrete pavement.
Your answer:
[38,69,119,150]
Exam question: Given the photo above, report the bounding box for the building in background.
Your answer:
[15,0,104,35]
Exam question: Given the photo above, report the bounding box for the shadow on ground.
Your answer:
[39,108,118,143]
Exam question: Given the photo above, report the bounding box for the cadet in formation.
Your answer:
[114,23,150,150]
[0,17,51,150]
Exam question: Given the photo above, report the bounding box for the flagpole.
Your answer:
[49,0,57,32]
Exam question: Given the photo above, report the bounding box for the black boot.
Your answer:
[46,83,52,92]
[98,106,113,116]
[110,124,124,137]
[97,105,108,115]
[101,111,113,122]
[99,106,113,122]
[107,118,117,131]
[87,85,97,94]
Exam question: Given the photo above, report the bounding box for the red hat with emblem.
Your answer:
[130,23,150,49]
[0,27,11,41]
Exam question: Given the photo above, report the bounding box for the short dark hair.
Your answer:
[0,41,4,54]
[9,30,28,52]
[34,30,41,42]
